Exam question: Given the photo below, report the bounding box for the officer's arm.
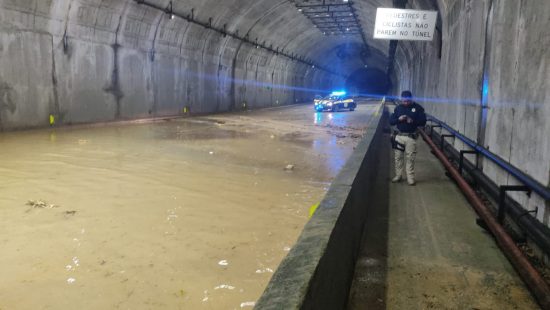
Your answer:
[416,108,427,126]
[389,107,400,125]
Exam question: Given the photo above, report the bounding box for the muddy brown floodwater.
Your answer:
[0,102,380,309]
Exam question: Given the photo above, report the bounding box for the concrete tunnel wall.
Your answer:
[0,0,355,130]
[1,0,547,229]
[392,0,550,229]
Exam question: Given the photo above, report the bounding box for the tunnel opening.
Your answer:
[345,68,391,97]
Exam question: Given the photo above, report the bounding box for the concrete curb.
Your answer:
[255,104,387,309]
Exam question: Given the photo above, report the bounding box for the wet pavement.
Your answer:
[0,100,380,309]
[347,133,538,310]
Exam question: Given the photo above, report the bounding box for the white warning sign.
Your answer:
[373,8,438,41]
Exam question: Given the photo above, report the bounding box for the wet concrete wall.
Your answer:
[256,105,386,309]
[0,0,350,130]
[393,0,550,229]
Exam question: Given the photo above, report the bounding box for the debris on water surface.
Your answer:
[176,289,187,297]
[255,268,274,274]
[26,200,59,209]
[218,260,229,266]
[214,284,235,290]
[284,164,295,171]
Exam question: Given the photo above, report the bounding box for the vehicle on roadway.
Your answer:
[314,91,357,112]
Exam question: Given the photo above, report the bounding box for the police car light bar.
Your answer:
[331,91,346,96]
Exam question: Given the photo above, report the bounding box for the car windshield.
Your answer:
[327,95,342,100]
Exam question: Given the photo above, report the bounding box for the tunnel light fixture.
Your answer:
[166,1,174,20]
[293,0,370,54]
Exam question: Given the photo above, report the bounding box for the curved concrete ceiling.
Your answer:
[42,0,445,78]
[129,0,394,76]
[0,0,455,129]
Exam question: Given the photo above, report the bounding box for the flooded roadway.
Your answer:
[0,100,381,309]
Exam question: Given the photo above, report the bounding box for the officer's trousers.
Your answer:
[394,135,417,182]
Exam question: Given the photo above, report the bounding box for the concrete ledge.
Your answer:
[255,105,387,309]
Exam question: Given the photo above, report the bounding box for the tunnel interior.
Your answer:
[1,0,550,308]
[346,67,391,96]
[0,0,547,243]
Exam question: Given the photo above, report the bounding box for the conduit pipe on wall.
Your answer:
[427,116,550,201]
[427,124,550,257]
[420,130,550,310]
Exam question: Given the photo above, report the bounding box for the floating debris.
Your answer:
[176,289,186,297]
[214,284,235,290]
[240,301,256,308]
[218,260,229,266]
[255,268,274,274]
[284,164,295,171]
[26,200,59,209]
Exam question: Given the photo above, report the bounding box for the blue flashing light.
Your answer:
[331,91,346,96]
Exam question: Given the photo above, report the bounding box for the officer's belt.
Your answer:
[396,132,418,139]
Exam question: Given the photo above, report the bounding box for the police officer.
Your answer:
[389,90,427,185]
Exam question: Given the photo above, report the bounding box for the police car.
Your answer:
[314,91,357,112]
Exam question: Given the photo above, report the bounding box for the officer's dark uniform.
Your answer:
[389,92,427,185]
[389,102,427,133]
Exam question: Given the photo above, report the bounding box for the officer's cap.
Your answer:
[401,90,413,99]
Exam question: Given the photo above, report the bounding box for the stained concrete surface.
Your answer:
[393,0,550,228]
[348,137,538,309]
[0,0,391,129]
[0,101,379,309]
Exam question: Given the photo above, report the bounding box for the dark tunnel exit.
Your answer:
[346,68,391,96]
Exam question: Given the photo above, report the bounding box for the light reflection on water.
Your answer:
[0,104,375,309]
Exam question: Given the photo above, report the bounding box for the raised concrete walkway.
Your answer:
[347,136,539,309]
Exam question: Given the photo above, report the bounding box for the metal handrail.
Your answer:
[427,115,550,201]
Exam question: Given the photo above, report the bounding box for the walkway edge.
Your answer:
[420,130,550,310]
[255,103,386,309]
